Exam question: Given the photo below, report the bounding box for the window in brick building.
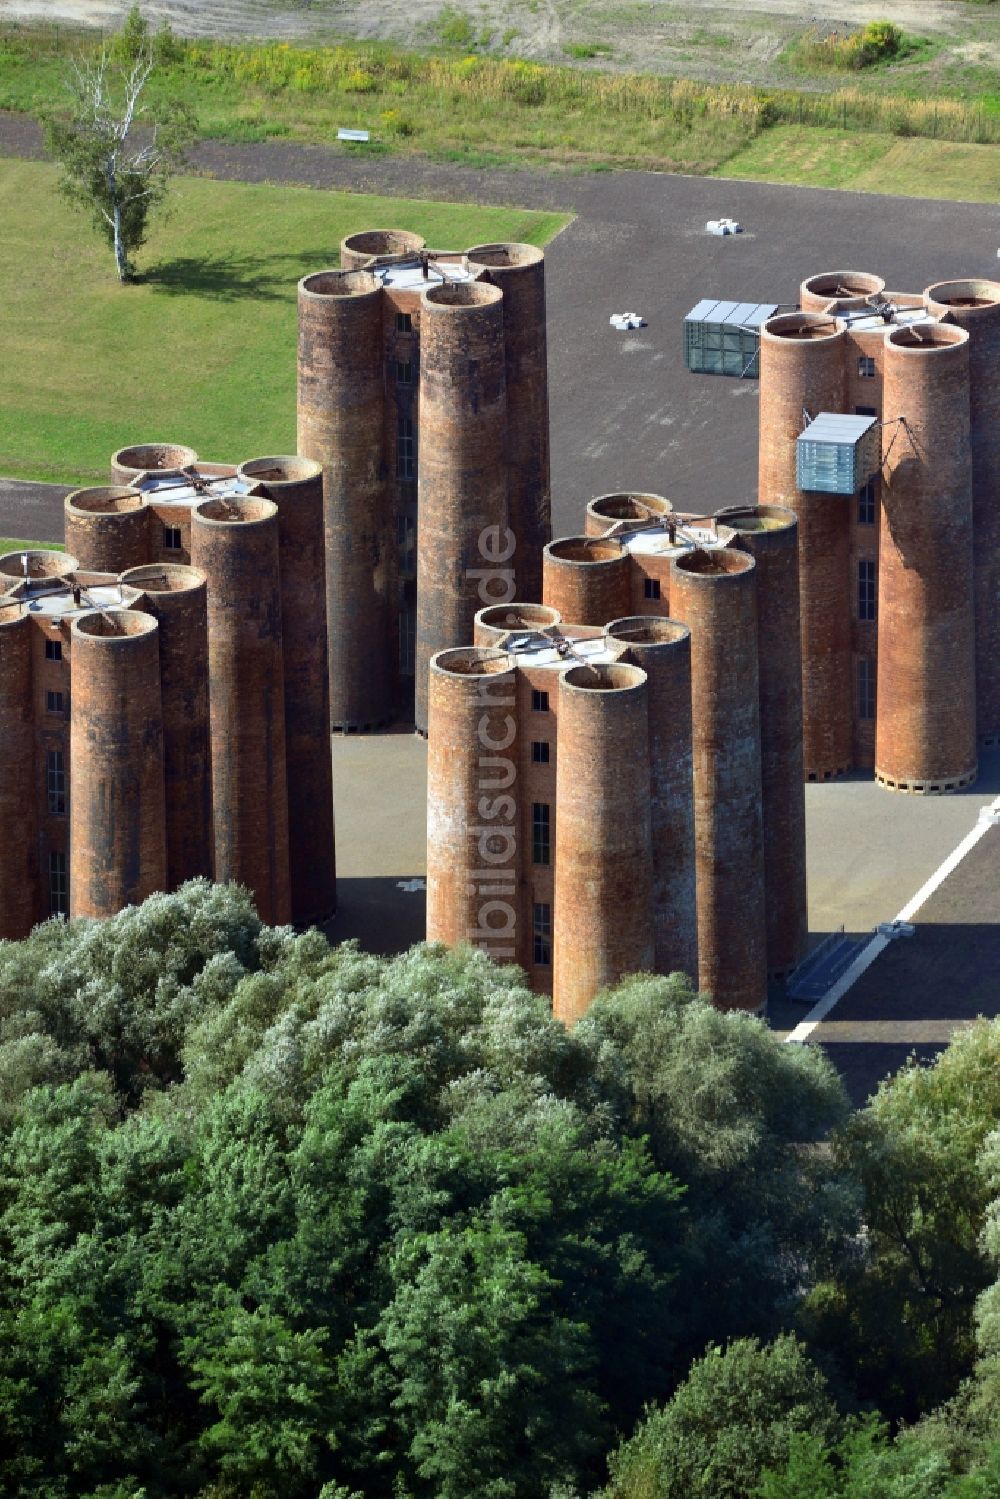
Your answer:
[644,577,662,600]
[48,850,68,917]
[531,689,549,714]
[163,525,182,551]
[396,511,416,575]
[533,902,552,965]
[858,656,876,720]
[531,740,550,764]
[47,750,66,815]
[397,415,416,479]
[532,803,551,865]
[856,405,877,418]
[45,637,62,661]
[858,480,876,525]
[858,559,876,621]
[858,355,876,379]
[395,311,412,334]
[399,607,415,675]
[395,358,413,385]
[46,690,65,715]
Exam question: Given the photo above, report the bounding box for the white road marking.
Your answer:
[786,793,1000,1045]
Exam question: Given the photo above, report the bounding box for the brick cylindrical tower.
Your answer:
[877,323,976,792]
[605,618,697,986]
[65,487,150,573]
[340,228,426,271]
[0,549,78,588]
[415,281,508,735]
[297,269,392,732]
[585,492,672,538]
[0,603,39,940]
[238,456,336,925]
[474,601,562,646]
[191,496,291,925]
[110,442,198,486]
[553,661,654,1025]
[69,609,167,920]
[759,312,851,779]
[426,647,521,966]
[670,549,766,1013]
[924,280,1000,745]
[726,507,808,974]
[542,537,631,626]
[800,270,885,313]
[119,564,213,891]
[467,244,550,602]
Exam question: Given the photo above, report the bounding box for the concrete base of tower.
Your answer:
[333,715,396,734]
[875,767,978,795]
[805,763,852,783]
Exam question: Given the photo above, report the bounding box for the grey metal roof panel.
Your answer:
[800,412,878,443]
[724,302,757,326]
[745,302,779,328]
[685,299,779,328]
[685,299,722,323]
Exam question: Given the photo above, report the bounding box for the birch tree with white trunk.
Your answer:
[42,10,195,283]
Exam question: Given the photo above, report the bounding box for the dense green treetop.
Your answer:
[0,882,852,1498]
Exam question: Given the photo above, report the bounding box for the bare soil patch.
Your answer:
[1,0,996,88]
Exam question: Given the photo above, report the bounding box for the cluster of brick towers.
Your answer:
[426,501,809,1017]
[760,272,1000,791]
[3,227,997,1028]
[297,231,550,734]
[0,452,334,937]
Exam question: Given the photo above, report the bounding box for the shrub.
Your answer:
[437,6,475,49]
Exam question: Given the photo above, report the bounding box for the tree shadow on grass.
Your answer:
[139,248,337,301]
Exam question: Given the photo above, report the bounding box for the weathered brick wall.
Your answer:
[120,565,214,892]
[65,488,152,573]
[759,314,852,779]
[426,648,522,966]
[238,457,336,924]
[585,492,672,538]
[552,661,654,1025]
[925,280,1000,746]
[191,496,291,924]
[799,269,885,313]
[415,282,508,735]
[877,325,976,791]
[473,602,562,645]
[670,549,767,1013]
[339,229,426,271]
[606,617,698,986]
[68,609,167,919]
[0,605,40,938]
[297,270,393,731]
[110,442,197,486]
[542,537,632,626]
[727,507,808,975]
[468,244,551,603]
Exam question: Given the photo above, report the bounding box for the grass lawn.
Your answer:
[716,127,1000,202]
[0,539,64,553]
[0,159,568,486]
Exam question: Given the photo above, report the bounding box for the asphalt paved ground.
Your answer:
[807,815,1000,1106]
[0,479,71,544]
